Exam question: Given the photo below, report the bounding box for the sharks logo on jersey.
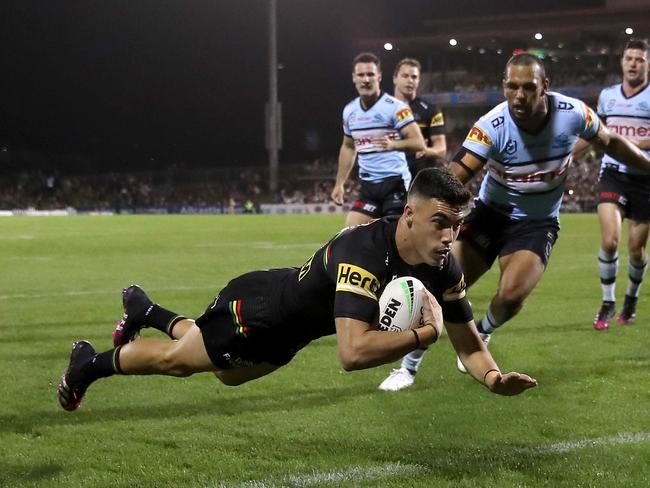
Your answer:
[597,83,650,175]
[343,92,414,187]
[461,92,600,219]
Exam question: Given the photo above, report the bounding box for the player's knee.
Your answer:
[628,244,646,262]
[497,285,528,310]
[601,237,619,254]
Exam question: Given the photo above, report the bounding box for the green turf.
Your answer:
[1,214,649,487]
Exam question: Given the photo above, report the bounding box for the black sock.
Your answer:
[144,304,186,337]
[80,348,123,385]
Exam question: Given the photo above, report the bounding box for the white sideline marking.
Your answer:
[218,432,650,488]
[0,235,35,240]
[219,462,426,488]
[517,431,650,455]
[0,284,219,301]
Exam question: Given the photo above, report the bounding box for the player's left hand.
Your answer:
[372,136,395,152]
[486,371,537,396]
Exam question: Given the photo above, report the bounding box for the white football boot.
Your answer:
[378,368,415,391]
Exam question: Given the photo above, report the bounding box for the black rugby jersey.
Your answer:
[263,217,472,349]
[407,96,445,167]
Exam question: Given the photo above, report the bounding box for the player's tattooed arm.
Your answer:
[449,148,486,184]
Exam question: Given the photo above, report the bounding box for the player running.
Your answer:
[588,40,650,329]
[379,53,650,392]
[57,168,536,412]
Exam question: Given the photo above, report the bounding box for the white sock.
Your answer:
[626,258,648,298]
[401,348,427,374]
[598,248,618,302]
[477,307,501,334]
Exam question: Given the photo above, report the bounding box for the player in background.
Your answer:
[331,52,425,226]
[57,169,537,412]
[586,40,650,330]
[393,58,447,178]
[379,53,650,392]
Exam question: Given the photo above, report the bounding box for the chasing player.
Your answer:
[331,52,425,226]
[379,53,650,391]
[57,168,536,412]
[588,40,650,329]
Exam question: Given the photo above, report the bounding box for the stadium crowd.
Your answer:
[0,149,601,213]
[0,49,622,214]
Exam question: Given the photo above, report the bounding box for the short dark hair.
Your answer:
[408,167,471,208]
[393,58,421,77]
[624,39,649,54]
[504,53,547,80]
[353,52,381,71]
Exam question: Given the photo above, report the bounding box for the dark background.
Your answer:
[0,0,609,171]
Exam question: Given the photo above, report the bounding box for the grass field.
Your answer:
[2,214,650,488]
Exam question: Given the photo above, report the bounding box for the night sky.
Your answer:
[0,0,604,172]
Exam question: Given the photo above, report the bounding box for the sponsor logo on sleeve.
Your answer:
[430,112,444,127]
[584,104,596,131]
[442,276,466,301]
[336,263,381,299]
[396,107,414,123]
[466,125,492,147]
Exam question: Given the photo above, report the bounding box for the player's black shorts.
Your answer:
[597,167,650,222]
[351,176,407,218]
[195,270,305,370]
[459,200,560,267]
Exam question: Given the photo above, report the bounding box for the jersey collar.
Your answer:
[620,81,650,100]
[360,91,385,112]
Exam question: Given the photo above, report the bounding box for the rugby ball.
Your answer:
[377,276,425,332]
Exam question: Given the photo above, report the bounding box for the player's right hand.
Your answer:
[331,186,344,205]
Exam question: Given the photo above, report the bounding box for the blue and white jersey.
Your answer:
[462,92,599,219]
[597,83,650,175]
[343,92,414,187]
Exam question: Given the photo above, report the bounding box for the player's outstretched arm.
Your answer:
[484,370,538,396]
[592,124,650,172]
[446,321,537,396]
[331,135,356,205]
